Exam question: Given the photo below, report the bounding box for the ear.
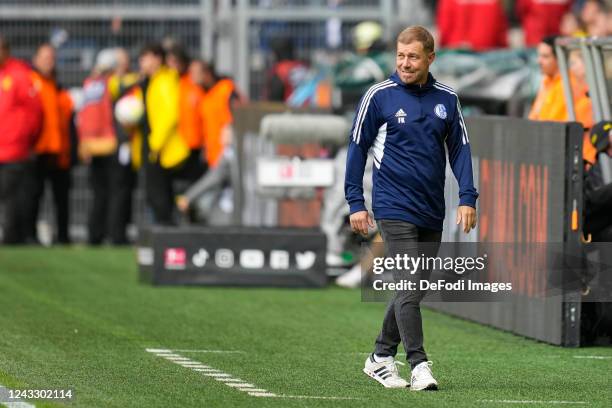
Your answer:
[428,52,436,65]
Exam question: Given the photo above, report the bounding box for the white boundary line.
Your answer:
[171,349,246,354]
[146,348,278,397]
[478,400,588,405]
[573,355,612,360]
[145,348,361,400]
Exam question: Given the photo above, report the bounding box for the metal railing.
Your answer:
[556,36,612,183]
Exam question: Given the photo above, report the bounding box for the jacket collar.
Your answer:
[390,71,436,94]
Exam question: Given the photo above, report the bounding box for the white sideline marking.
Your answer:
[277,395,362,400]
[479,400,587,405]
[145,348,171,353]
[146,348,276,397]
[0,384,36,408]
[171,349,246,354]
[146,348,361,400]
[226,383,254,388]
[573,355,612,360]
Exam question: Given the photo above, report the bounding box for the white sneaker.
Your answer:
[363,354,409,388]
[336,264,362,288]
[410,361,438,391]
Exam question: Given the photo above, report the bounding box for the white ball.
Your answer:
[115,94,144,126]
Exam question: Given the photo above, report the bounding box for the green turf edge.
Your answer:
[0,368,66,408]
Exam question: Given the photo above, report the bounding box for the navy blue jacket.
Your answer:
[344,72,478,231]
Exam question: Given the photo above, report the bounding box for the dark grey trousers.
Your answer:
[374,219,442,369]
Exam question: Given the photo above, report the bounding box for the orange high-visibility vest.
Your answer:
[31,72,73,168]
[178,74,205,150]
[200,78,234,167]
[529,73,567,121]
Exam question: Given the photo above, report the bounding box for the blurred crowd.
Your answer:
[0,0,611,246]
[436,0,610,50]
[0,36,245,245]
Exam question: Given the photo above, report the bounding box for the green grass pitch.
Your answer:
[0,248,610,407]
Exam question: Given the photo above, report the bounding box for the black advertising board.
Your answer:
[431,117,584,346]
[138,226,328,288]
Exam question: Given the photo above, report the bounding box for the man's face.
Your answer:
[188,61,204,86]
[34,45,56,77]
[396,41,434,85]
[537,43,558,77]
[116,49,130,75]
[139,52,161,76]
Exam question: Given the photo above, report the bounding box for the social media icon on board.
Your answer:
[215,249,234,268]
[270,250,290,270]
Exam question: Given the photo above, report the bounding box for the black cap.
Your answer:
[590,120,612,153]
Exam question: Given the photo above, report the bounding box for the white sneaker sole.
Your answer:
[410,381,438,391]
[362,368,408,388]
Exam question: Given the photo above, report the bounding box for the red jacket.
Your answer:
[0,58,43,163]
[516,0,572,47]
[437,0,508,51]
[76,74,115,142]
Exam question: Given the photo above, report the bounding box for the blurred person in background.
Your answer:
[559,12,588,37]
[585,4,610,36]
[436,0,508,50]
[0,35,43,244]
[107,48,140,244]
[529,36,568,121]
[194,60,244,169]
[77,48,119,244]
[516,0,573,47]
[569,50,595,136]
[265,37,308,103]
[569,49,598,165]
[583,120,612,242]
[138,43,189,225]
[24,43,74,245]
[175,59,244,220]
[334,21,392,111]
[167,45,207,187]
[580,0,608,35]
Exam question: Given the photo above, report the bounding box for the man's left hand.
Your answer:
[456,205,477,234]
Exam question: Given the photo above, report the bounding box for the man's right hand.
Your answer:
[350,210,375,237]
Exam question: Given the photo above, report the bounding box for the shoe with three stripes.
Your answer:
[410,361,438,391]
[363,354,409,388]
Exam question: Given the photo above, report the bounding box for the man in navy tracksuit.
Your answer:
[345,26,478,390]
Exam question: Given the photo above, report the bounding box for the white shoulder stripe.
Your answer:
[433,83,456,96]
[352,80,391,142]
[356,82,396,144]
[352,80,396,144]
[434,81,457,94]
